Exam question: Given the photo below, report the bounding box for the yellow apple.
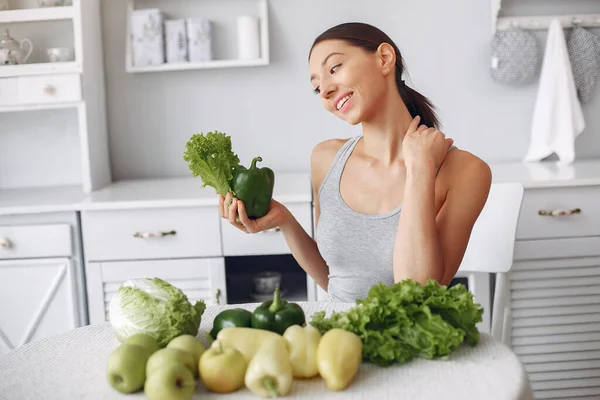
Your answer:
[199,342,247,393]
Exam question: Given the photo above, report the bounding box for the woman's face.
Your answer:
[309,39,392,125]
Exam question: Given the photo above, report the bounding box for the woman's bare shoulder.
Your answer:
[310,138,351,190]
[441,147,492,190]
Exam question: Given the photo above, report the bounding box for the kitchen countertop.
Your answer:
[490,159,600,188]
[2,158,600,216]
[0,172,312,216]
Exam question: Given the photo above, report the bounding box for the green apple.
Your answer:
[147,348,197,378]
[125,333,160,354]
[106,343,151,394]
[199,342,247,393]
[144,362,196,400]
[167,335,205,375]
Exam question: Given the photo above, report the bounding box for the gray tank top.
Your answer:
[316,135,400,302]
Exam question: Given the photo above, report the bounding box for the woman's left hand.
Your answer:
[402,115,454,171]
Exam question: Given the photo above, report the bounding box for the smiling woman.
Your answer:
[219,22,492,303]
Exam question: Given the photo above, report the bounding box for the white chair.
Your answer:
[456,182,524,343]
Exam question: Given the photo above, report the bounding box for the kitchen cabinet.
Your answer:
[86,258,226,324]
[0,211,84,357]
[491,163,600,400]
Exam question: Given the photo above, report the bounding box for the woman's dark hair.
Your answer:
[309,22,440,129]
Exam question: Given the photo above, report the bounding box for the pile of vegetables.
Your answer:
[310,279,484,366]
[183,130,275,219]
[210,287,306,339]
[108,277,206,347]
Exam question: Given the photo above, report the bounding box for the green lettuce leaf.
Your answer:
[183,131,240,196]
[310,279,483,366]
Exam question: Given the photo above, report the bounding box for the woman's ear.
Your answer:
[376,43,396,75]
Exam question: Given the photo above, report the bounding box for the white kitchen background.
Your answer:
[2,0,600,398]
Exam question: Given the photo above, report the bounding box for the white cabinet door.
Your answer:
[0,258,77,356]
[509,249,600,400]
[86,258,227,325]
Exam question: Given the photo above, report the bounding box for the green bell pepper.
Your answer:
[210,308,253,339]
[231,156,275,219]
[251,288,306,335]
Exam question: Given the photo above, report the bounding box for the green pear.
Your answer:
[146,348,197,378]
[125,333,160,354]
[167,335,205,375]
[144,362,196,400]
[106,343,151,394]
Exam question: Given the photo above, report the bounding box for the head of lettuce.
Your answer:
[109,277,206,347]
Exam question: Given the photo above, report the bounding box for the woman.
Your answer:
[219,22,492,302]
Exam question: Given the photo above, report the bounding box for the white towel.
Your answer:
[524,18,585,166]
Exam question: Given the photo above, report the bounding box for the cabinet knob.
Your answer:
[215,288,222,305]
[43,85,56,95]
[0,238,10,249]
[538,208,581,217]
[132,230,177,238]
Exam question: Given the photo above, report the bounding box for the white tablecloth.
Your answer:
[0,302,534,400]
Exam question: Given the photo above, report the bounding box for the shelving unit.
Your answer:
[125,0,269,73]
[0,0,110,194]
[0,61,80,78]
[0,5,74,24]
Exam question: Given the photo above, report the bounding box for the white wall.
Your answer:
[99,0,600,181]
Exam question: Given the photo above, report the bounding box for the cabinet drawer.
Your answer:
[221,202,313,256]
[0,78,17,106]
[17,74,81,105]
[81,206,222,261]
[0,224,72,259]
[517,186,600,240]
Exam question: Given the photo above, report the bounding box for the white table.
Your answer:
[0,302,534,400]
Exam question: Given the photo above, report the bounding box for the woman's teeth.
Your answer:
[336,93,353,110]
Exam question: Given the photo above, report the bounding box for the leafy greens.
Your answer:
[310,279,483,366]
[109,277,206,347]
[184,131,240,195]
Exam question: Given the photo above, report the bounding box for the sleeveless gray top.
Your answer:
[316,135,400,302]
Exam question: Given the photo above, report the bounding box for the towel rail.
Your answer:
[496,14,600,31]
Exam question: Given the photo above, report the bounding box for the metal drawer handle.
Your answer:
[133,230,177,239]
[0,238,10,249]
[260,227,281,234]
[43,85,56,95]
[538,208,581,217]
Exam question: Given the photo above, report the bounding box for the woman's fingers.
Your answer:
[407,115,421,133]
[218,195,225,218]
[237,201,257,233]
[227,196,238,225]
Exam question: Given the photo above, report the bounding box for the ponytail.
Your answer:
[396,71,440,129]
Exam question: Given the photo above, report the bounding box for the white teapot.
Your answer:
[0,28,34,65]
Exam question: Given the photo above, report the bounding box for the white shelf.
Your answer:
[125,0,270,73]
[0,101,82,114]
[0,6,75,24]
[127,58,268,73]
[497,13,600,30]
[0,61,81,78]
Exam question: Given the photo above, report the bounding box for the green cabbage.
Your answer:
[109,277,206,347]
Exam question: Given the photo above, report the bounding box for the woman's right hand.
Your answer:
[219,192,292,234]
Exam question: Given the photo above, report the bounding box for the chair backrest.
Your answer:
[458,182,525,274]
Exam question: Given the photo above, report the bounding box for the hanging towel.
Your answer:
[524,18,585,166]
[567,26,600,104]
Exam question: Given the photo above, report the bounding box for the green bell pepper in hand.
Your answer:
[210,308,253,339]
[251,288,306,335]
[230,156,275,219]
